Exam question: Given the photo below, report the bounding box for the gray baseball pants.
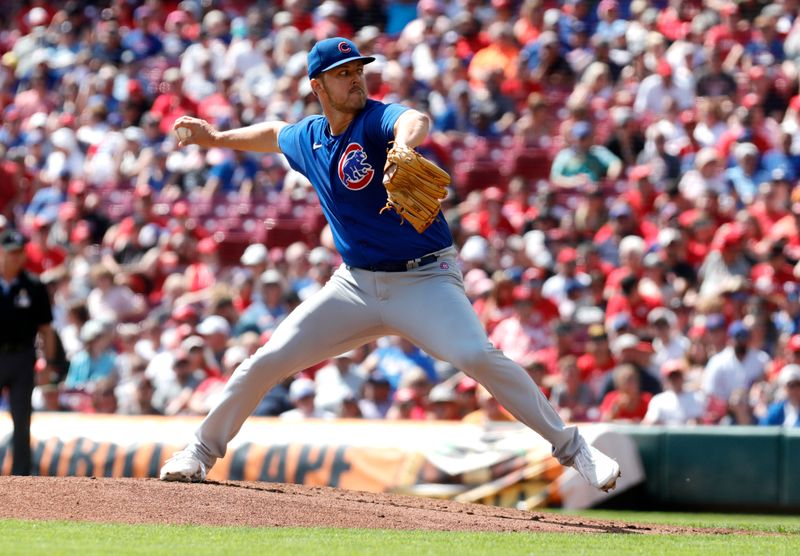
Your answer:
[186,247,583,468]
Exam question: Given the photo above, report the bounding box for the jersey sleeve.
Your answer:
[364,102,409,145]
[277,122,308,175]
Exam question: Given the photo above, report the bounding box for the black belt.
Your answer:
[0,342,32,353]
[359,253,439,272]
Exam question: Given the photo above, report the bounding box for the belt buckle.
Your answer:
[406,258,421,270]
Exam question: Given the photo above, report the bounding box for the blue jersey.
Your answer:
[277,100,453,268]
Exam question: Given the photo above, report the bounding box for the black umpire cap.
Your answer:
[0,229,26,250]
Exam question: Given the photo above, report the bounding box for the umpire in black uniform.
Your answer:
[0,229,56,475]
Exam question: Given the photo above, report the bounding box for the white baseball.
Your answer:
[176,126,193,141]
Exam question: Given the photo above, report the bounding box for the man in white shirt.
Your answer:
[633,59,695,117]
[314,349,365,414]
[542,248,591,306]
[644,360,705,425]
[702,320,769,404]
[280,377,336,420]
[648,307,690,373]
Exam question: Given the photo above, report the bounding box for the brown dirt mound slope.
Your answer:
[0,476,725,534]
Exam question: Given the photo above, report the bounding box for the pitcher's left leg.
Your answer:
[382,266,582,464]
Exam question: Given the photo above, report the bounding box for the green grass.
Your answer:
[554,509,800,534]
[1,519,798,556]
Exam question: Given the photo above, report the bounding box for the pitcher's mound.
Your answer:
[0,476,713,534]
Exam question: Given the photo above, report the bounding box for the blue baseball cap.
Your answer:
[571,121,592,140]
[705,313,726,331]
[728,320,750,339]
[307,37,375,79]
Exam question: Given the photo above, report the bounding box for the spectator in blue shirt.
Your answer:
[725,142,761,206]
[23,169,70,230]
[362,337,438,391]
[204,150,260,197]
[64,320,117,391]
[122,6,164,61]
[760,131,800,183]
[761,364,800,427]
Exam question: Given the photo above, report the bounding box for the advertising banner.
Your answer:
[0,414,643,509]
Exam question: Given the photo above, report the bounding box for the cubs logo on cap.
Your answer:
[307,37,375,79]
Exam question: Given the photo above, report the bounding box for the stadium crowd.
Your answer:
[2,0,800,428]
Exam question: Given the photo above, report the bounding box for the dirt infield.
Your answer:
[0,476,724,534]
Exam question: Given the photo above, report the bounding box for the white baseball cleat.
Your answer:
[570,444,621,492]
[159,451,207,483]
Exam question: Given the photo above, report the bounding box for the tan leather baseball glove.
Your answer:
[380,144,450,234]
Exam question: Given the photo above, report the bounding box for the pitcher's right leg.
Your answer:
[168,267,387,476]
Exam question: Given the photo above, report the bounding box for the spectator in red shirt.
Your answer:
[699,223,752,299]
[520,267,560,324]
[514,0,544,45]
[751,240,795,295]
[110,185,167,247]
[577,323,617,401]
[657,0,695,41]
[185,237,219,293]
[750,171,791,241]
[531,321,580,377]
[716,108,772,160]
[605,235,647,297]
[387,386,427,421]
[284,0,314,33]
[451,12,488,62]
[181,335,221,381]
[24,216,66,275]
[14,69,57,120]
[623,164,658,221]
[550,354,597,422]
[489,285,553,367]
[197,74,236,126]
[150,68,198,136]
[704,3,750,58]
[606,274,662,330]
[461,186,516,240]
[766,334,800,383]
[576,243,614,288]
[680,210,715,267]
[188,343,246,415]
[475,270,516,334]
[600,363,653,422]
[312,1,353,40]
[0,154,22,218]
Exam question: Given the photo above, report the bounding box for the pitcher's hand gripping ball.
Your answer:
[175,126,193,142]
[380,144,450,233]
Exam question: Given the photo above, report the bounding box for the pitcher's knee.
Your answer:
[235,346,287,377]
[449,345,494,376]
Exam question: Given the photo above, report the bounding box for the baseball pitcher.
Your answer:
[160,37,621,493]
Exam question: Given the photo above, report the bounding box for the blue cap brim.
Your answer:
[312,55,375,78]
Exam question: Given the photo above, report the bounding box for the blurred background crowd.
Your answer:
[1,0,800,428]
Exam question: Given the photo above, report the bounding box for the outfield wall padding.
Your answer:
[612,425,800,511]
